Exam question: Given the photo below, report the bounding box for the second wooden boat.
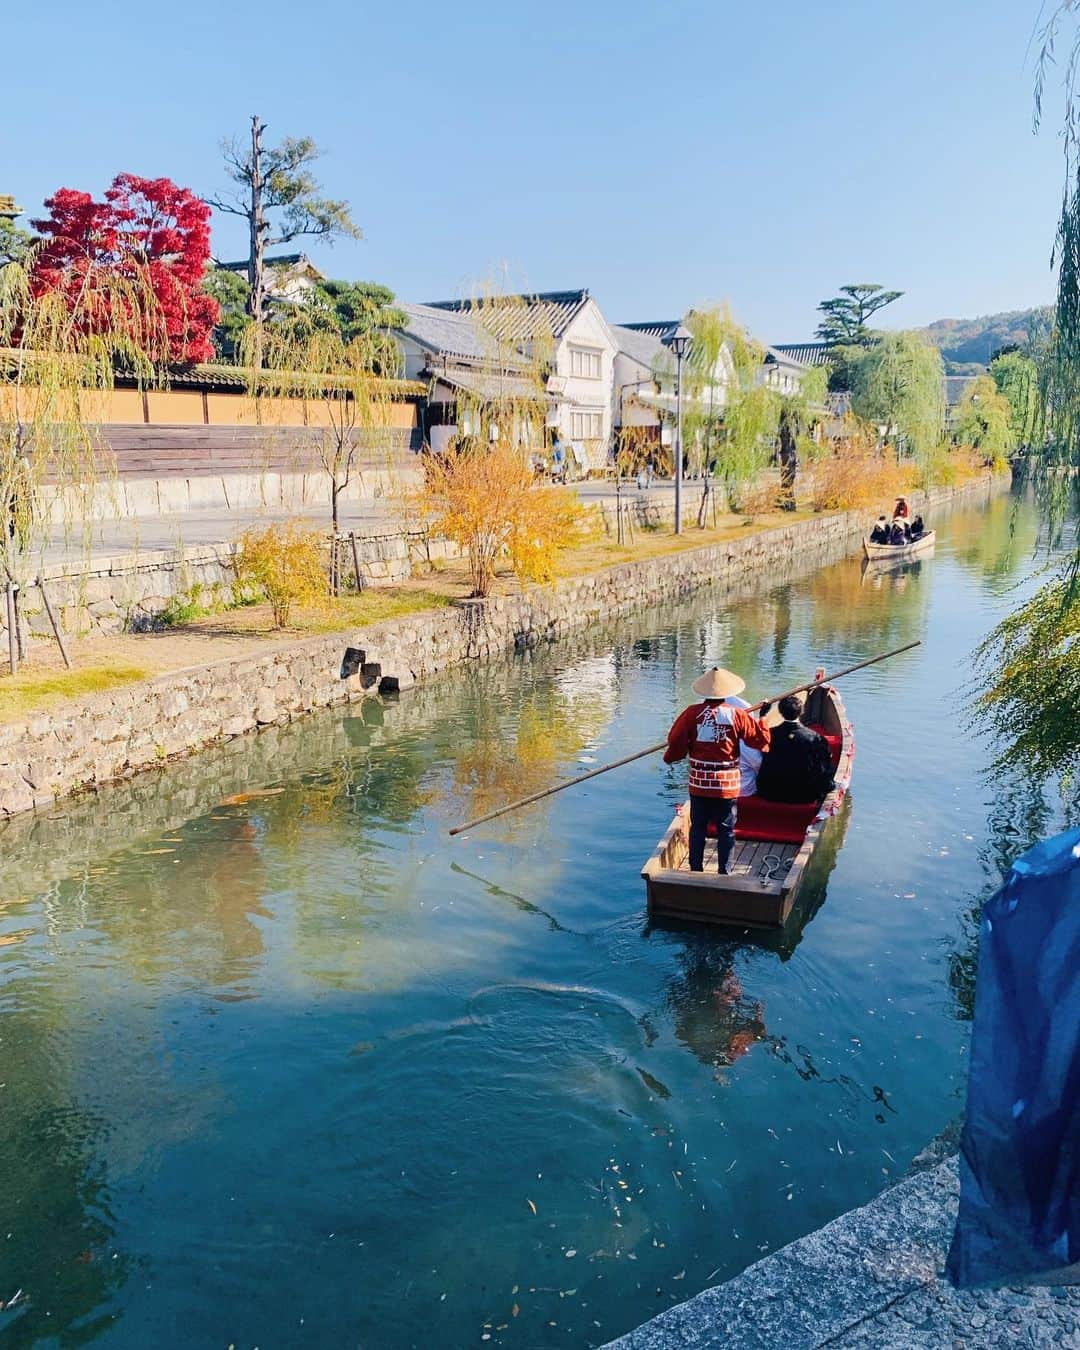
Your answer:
[862,529,935,561]
[641,682,854,928]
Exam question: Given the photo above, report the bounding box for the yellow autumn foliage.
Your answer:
[234,522,328,628]
[418,440,587,596]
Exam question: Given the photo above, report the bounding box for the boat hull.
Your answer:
[862,529,935,561]
[642,684,854,928]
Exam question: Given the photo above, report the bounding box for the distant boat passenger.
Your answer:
[889,519,908,545]
[893,497,910,520]
[909,514,925,540]
[869,515,891,545]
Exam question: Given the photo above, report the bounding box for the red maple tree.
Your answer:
[30,174,220,364]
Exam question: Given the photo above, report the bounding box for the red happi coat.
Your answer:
[664,700,771,799]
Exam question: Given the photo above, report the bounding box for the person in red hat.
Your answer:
[664,667,771,874]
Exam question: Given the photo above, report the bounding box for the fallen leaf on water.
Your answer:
[219,789,284,806]
[673,1270,686,1280]
[565,1249,576,1258]
[142,849,175,856]
[511,1303,520,1318]
[526,1199,537,1215]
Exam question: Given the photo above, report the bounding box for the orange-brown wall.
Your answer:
[89,386,420,431]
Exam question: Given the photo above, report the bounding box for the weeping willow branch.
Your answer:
[971,548,1080,785]
[0,256,161,599]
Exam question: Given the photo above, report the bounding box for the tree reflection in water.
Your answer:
[658,801,851,1076]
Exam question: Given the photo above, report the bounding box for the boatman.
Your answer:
[664,668,771,875]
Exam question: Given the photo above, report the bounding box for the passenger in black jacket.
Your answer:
[756,695,835,804]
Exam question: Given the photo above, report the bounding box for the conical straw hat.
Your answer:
[692,667,746,699]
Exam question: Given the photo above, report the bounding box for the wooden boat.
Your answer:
[641,682,854,929]
[862,529,935,561]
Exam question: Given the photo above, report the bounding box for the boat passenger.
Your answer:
[664,667,771,876]
[893,497,910,520]
[909,514,925,540]
[889,519,908,545]
[755,695,835,805]
[726,692,765,796]
[869,515,890,545]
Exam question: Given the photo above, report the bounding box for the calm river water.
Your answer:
[0,487,1071,1348]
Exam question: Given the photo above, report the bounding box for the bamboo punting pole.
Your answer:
[448,640,921,837]
[5,581,18,677]
[37,577,72,669]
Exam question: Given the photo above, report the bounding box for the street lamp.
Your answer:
[664,323,692,535]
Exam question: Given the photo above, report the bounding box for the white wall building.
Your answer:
[217,252,326,303]
[613,320,736,459]
[393,290,620,470]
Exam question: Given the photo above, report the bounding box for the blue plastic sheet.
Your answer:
[947,825,1080,1287]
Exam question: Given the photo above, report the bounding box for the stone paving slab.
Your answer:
[603,1158,1080,1349]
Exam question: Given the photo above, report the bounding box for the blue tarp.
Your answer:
[947,825,1080,1287]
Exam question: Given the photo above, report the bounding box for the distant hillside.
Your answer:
[915,306,1051,374]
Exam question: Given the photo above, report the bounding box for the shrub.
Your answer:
[417,441,587,596]
[234,523,328,628]
[810,432,914,511]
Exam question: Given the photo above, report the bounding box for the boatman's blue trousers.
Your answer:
[688,796,737,873]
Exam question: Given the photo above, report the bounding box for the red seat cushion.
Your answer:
[701,723,841,844]
[734,793,818,844]
[806,723,842,769]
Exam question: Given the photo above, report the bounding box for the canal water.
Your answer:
[0,488,1071,1348]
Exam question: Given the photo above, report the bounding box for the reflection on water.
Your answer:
[0,483,1071,1349]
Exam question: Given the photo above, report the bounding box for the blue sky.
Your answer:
[7,0,1066,339]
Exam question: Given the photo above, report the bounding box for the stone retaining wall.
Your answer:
[0,474,1005,819]
[1,531,461,644]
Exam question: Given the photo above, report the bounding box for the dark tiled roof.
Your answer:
[945,375,978,407]
[611,324,668,368]
[424,289,591,341]
[217,253,318,273]
[763,345,812,369]
[430,365,551,404]
[109,363,424,397]
[771,342,832,367]
[394,302,489,360]
[618,320,679,341]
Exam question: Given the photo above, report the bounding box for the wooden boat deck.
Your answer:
[681,838,799,884]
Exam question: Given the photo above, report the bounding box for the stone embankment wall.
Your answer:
[1,531,461,645]
[0,475,1004,819]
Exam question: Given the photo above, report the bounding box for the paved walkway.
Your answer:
[36,479,683,568]
[604,1156,1080,1348]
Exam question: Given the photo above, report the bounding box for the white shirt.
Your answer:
[725,695,763,796]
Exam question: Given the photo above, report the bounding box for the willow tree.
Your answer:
[989,350,1040,446]
[968,2,1080,786]
[848,330,945,474]
[952,375,1015,468]
[412,289,584,596]
[0,257,159,664]
[674,304,779,511]
[242,314,403,585]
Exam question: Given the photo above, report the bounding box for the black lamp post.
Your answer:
[665,323,692,534]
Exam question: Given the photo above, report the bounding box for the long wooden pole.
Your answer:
[37,577,71,669]
[448,640,921,837]
[5,581,18,677]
